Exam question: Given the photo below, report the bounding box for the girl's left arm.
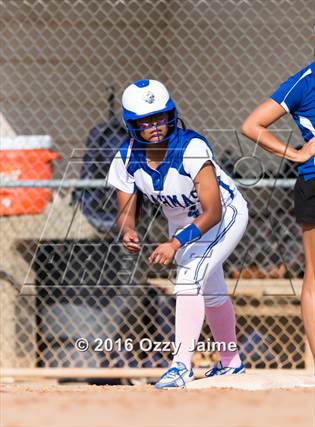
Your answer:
[188,161,222,233]
[148,162,221,265]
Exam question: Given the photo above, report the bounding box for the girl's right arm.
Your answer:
[116,190,140,253]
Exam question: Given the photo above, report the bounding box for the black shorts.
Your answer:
[294,176,315,225]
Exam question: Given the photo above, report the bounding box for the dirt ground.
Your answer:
[1,382,314,427]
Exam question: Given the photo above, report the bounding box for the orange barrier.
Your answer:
[0,136,60,215]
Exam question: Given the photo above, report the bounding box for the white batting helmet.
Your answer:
[121,79,178,143]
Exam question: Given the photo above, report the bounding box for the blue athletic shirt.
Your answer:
[108,128,242,235]
[270,61,315,181]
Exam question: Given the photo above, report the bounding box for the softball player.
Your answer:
[241,61,315,365]
[108,79,248,388]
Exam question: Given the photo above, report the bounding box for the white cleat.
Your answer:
[155,362,195,389]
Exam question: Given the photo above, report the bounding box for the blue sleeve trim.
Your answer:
[218,177,235,200]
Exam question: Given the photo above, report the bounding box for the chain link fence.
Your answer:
[0,0,313,373]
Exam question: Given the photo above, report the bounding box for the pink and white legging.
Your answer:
[171,193,249,369]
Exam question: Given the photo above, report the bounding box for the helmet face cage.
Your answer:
[127,108,178,144]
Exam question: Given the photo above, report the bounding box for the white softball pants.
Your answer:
[173,192,248,307]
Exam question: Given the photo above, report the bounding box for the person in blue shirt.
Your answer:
[241,61,315,365]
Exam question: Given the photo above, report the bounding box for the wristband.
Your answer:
[173,223,202,247]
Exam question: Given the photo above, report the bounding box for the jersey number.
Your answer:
[188,205,200,218]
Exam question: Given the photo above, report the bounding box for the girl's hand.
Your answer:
[294,138,315,163]
[148,239,180,265]
[122,229,141,253]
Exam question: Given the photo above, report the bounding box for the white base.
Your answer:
[186,371,315,390]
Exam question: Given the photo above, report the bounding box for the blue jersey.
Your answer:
[108,128,243,235]
[271,61,315,181]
